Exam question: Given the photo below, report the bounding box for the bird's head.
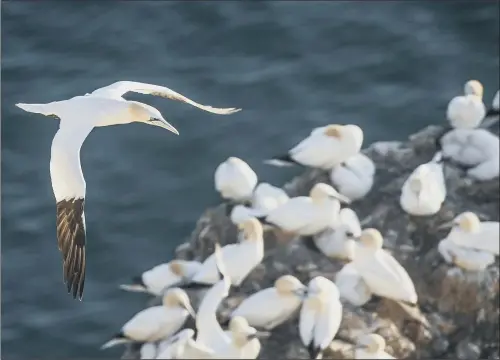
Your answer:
[464,79,484,99]
[437,211,481,233]
[309,183,351,204]
[274,275,307,299]
[359,228,384,250]
[237,217,264,242]
[128,101,179,135]
[162,288,195,317]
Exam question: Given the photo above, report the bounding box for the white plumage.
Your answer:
[251,183,290,214]
[335,263,372,307]
[229,275,307,330]
[101,288,195,349]
[266,124,364,170]
[438,238,496,271]
[155,329,215,359]
[441,128,499,181]
[220,317,268,359]
[263,183,351,236]
[446,79,486,129]
[355,334,394,359]
[330,153,375,201]
[299,276,343,359]
[314,208,362,260]
[215,157,258,202]
[191,218,264,286]
[438,212,499,256]
[120,260,203,296]
[400,152,447,216]
[16,80,240,300]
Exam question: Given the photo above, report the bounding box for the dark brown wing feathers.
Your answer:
[56,198,86,300]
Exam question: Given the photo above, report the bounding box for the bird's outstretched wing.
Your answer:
[91,81,241,115]
[56,198,86,300]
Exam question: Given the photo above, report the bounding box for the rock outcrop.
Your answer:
[123,124,499,359]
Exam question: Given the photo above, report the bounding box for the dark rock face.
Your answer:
[124,125,499,359]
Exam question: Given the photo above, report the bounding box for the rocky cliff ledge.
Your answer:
[124,124,499,360]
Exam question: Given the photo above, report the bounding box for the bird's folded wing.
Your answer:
[92,81,241,115]
[56,198,86,300]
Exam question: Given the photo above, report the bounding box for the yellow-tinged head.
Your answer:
[359,228,384,250]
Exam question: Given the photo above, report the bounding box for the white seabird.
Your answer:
[438,237,496,271]
[330,153,375,201]
[229,274,308,330]
[221,317,270,359]
[335,262,372,307]
[119,260,203,296]
[437,211,499,256]
[215,157,258,203]
[299,276,343,359]
[101,288,195,349]
[259,183,351,237]
[16,80,241,300]
[400,152,447,216]
[155,329,215,359]
[446,80,486,129]
[189,218,264,287]
[440,128,499,181]
[264,124,364,170]
[313,208,362,260]
[354,334,394,359]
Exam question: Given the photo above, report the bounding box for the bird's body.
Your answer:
[229,275,307,330]
[17,80,240,300]
[102,288,195,349]
[263,183,350,236]
[314,208,361,260]
[155,329,215,359]
[438,238,496,271]
[330,153,375,201]
[120,260,203,296]
[265,124,363,170]
[335,263,372,307]
[446,94,486,129]
[215,157,258,202]
[354,334,394,359]
[299,276,343,359]
[251,183,290,214]
[400,153,447,216]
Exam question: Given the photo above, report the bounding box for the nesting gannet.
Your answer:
[299,276,343,359]
[330,153,375,201]
[446,80,486,129]
[140,340,172,359]
[400,152,447,216]
[252,182,290,214]
[215,157,258,203]
[120,260,203,296]
[188,218,264,287]
[439,128,499,181]
[221,317,270,359]
[437,212,499,256]
[16,80,240,300]
[438,237,496,271]
[335,263,372,307]
[313,208,361,260]
[354,334,394,359]
[264,124,364,170]
[155,329,215,359]
[101,288,195,349]
[229,205,264,226]
[229,275,308,330]
[259,183,351,237]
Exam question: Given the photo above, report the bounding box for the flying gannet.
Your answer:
[264,124,364,170]
[16,80,240,300]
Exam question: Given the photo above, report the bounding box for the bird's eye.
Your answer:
[340,162,347,167]
[346,231,354,238]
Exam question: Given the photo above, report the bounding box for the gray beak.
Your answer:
[150,117,179,135]
[330,193,351,204]
[248,331,271,340]
[293,287,308,300]
[437,220,455,231]
[183,303,196,318]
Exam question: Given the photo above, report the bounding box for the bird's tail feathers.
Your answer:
[119,284,148,293]
[101,332,129,349]
[15,103,56,116]
[264,154,300,167]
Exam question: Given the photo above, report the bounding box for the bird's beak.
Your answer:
[248,331,271,340]
[437,220,455,231]
[330,193,351,204]
[293,287,309,300]
[184,303,196,318]
[150,117,179,135]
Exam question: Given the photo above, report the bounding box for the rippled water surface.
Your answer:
[1,1,499,359]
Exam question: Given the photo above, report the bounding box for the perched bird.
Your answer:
[400,152,447,216]
[335,263,372,307]
[264,124,363,170]
[16,80,240,300]
[299,276,343,359]
[439,128,499,181]
[437,212,499,256]
[312,208,361,260]
[354,334,394,359]
[119,260,203,296]
[215,157,258,204]
[259,183,351,237]
[154,329,215,359]
[438,237,496,271]
[221,317,270,359]
[229,205,264,226]
[188,218,264,287]
[347,229,430,328]
[228,275,308,330]
[446,80,486,129]
[330,153,375,201]
[101,288,195,349]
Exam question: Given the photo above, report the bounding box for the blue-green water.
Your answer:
[1,1,499,359]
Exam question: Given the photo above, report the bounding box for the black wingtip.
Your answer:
[178,281,213,290]
[307,343,322,360]
[302,236,323,255]
[485,108,500,117]
[131,275,145,287]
